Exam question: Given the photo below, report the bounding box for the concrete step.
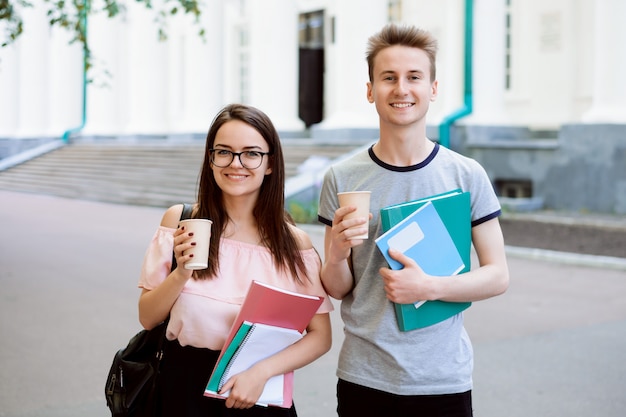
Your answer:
[0,139,365,208]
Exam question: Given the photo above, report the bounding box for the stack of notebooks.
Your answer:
[204,280,323,407]
[375,189,472,331]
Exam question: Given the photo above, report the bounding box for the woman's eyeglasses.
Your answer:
[209,149,271,169]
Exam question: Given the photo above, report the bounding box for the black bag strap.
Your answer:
[170,203,194,271]
[156,203,194,355]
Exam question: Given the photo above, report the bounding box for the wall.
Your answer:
[458,124,626,215]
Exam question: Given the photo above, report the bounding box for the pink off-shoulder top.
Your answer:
[138,226,334,350]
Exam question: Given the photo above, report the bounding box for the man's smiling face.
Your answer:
[367,45,438,129]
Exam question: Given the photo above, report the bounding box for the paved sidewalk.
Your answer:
[1,190,625,417]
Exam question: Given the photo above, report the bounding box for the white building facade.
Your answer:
[1,0,626,213]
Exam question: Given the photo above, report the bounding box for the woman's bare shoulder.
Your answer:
[160,204,185,228]
[288,223,315,250]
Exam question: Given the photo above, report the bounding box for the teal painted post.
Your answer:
[62,2,88,142]
[438,0,473,148]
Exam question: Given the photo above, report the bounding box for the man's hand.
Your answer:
[379,249,437,304]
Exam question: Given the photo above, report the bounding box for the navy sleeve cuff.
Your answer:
[471,209,501,228]
[318,215,332,227]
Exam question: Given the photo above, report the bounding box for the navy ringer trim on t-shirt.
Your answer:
[318,142,501,228]
[368,143,439,172]
[318,215,332,227]
[472,210,501,227]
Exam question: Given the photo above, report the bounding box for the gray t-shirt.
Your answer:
[318,142,501,395]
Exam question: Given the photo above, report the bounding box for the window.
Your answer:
[505,0,512,90]
[388,0,402,22]
[238,26,249,103]
[299,11,324,49]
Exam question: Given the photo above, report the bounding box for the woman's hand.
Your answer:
[218,313,332,409]
[172,224,197,280]
[219,365,270,409]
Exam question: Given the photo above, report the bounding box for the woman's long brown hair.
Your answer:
[193,104,307,283]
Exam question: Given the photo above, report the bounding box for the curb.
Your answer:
[505,245,626,271]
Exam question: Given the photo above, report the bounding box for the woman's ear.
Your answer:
[265,157,273,175]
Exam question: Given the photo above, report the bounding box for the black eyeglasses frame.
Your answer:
[209,149,271,169]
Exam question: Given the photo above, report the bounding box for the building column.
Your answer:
[317,0,385,130]
[15,8,50,137]
[0,44,19,137]
[582,0,626,123]
[84,12,125,136]
[167,0,225,135]
[466,0,509,124]
[247,0,303,131]
[123,2,168,135]
[48,27,84,136]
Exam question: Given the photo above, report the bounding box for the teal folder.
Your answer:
[379,189,472,331]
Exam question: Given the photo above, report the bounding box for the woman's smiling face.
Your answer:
[211,120,272,201]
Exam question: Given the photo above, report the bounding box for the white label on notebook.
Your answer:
[387,221,425,253]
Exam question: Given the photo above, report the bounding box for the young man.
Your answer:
[318,23,509,417]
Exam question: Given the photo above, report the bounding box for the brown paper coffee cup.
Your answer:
[179,219,212,270]
[337,191,371,239]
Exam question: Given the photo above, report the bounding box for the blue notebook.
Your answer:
[378,190,472,331]
[376,201,465,308]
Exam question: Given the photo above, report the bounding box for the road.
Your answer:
[1,190,625,417]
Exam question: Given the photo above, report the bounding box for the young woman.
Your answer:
[138,104,333,416]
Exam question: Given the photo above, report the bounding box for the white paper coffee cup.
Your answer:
[179,219,212,270]
[337,191,371,239]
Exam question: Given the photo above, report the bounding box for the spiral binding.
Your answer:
[218,324,256,390]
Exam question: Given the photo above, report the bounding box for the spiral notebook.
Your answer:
[204,280,323,407]
[205,321,302,406]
